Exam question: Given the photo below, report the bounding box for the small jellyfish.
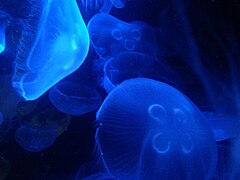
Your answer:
[12,0,90,100]
[96,78,217,179]
[0,10,11,54]
[203,112,240,141]
[19,108,71,137]
[49,81,102,116]
[15,125,57,152]
[102,52,178,93]
[87,13,157,58]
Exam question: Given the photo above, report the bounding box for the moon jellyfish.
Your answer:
[49,81,102,116]
[12,0,90,101]
[15,125,57,152]
[0,10,11,54]
[96,78,217,179]
[203,112,240,141]
[0,156,11,180]
[20,108,71,137]
[87,13,157,58]
[102,52,178,93]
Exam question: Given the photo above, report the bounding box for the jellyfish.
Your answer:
[87,13,157,58]
[102,52,178,93]
[0,10,10,54]
[49,81,102,116]
[19,108,71,137]
[15,125,57,152]
[203,112,240,141]
[96,78,217,179]
[12,0,90,101]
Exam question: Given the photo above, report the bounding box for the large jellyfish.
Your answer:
[12,0,90,100]
[15,125,57,152]
[49,81,102,116]
[87,13,157,58]
[102,52,178,93]
[96,78,217,179]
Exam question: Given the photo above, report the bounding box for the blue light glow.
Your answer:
[12,0,90,100]
[96,78,217,179]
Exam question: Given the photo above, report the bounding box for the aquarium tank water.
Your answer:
[0,0,239,179]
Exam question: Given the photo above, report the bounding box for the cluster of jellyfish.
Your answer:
[0,0,239,179]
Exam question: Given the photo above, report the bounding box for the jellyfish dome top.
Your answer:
[87,13,157,58]
[96,78,217,180]
[12,0,90,101]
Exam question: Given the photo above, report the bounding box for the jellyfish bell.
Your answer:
[87,13,157,58]
[49,81,102,116]
[15,125,57,152]
[96,78,217,179]
[12,0,90,100]
[102,52,178,93]
[19,108,71,137]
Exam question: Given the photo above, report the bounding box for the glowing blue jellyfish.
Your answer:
[12,0,90,101]
[15,125,57,152]
[102,52,178,93]
[87,13,157,58]
[96,78,217,179]
[49,82,102,116]
[0,10,10,54]
[203,112,240,141]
